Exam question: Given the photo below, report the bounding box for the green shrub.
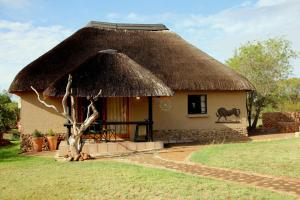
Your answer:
[9,129,20,141]
[0,91,19,132]
[32,130,43,138]
[47,129,56,136]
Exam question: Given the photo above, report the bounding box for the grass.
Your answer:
[191,138,300,179]
[0,142,297,200]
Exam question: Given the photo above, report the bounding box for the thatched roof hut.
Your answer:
[9,21,254,96]
[43,50,173,97]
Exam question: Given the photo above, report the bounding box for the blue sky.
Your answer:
[0,0,300,90]
[0,0,245,28]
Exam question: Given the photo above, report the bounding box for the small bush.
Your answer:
[32,130,43,138]
[47,129,56,136]
[9,129,20,141]
[0,91,19,132]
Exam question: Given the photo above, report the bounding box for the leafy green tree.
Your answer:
[226,38,298,131]
[0,91,19,138]
[279,78,300,103]
[276,78,300,111]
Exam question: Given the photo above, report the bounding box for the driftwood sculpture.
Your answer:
[31,74,101,161]
[216,107,240,121]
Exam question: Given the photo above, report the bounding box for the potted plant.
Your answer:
[46,129,58,151]
[32,129,43,152]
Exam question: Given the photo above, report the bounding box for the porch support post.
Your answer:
[148,96,153,141]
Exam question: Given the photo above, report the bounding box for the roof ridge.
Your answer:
[86,21,169,31]
[99,49,118,54]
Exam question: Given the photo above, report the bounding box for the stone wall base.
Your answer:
[58,141,164,157]
[21,128,248,152]
[153,128,248,144]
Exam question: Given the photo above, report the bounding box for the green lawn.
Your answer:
[191,138,300,179]
[0,142,296,200]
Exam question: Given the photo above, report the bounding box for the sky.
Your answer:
[0,0,300,91]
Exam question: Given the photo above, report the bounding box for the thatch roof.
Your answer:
[9,21,254,95]
[43,50,173,97]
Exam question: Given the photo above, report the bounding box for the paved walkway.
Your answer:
[158,145,203,162]
[117,140,300,198]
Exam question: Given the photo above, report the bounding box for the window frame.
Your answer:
[187,94,208,115]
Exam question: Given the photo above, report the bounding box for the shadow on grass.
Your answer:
[0,141,34,163]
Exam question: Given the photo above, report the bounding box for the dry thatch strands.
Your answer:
[9,21,254,95]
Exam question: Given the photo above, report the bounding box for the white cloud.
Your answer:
[0,20,31,31]
[0,0,29,9]
[2,0,300,92]
[0,20,72,90]
[105,0,300,77]
[176,0,300,76]
[256,0,287,7]
[127,12,139,20]
[106,11,175,23]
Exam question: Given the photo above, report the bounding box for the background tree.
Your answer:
[274,78,300,111]
[226,38,298,131]
[0,91,19,139]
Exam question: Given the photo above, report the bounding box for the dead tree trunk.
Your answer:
[31,74,101,161]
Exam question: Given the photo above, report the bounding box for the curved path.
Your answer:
[117,144,300,198]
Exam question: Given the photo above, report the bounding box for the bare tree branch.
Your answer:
[85,89,101,119]
[79,107,98,133]
[31,86,59,113]
[70,93,76,124]
[93,89,102,101]
[86,104,92,119]
[61,74,75,124]
[79,90,102,134]
[32,85,75,125]
[32,74,102,161]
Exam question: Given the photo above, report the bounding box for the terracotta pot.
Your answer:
[32,137,43,152]
[47,136,58,151]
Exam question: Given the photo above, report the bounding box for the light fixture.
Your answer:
[136,96,140,100]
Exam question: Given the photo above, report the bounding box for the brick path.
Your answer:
[119,149,300,198]
[158,145,203,162]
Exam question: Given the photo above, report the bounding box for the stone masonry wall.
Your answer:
[262,112,300,133]
[154,128,248,144]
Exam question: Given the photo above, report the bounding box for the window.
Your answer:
[188,95,207,114]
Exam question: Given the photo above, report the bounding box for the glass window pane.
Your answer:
[188,95,207,114]
[201,102,206,107]
[200,95,205,101]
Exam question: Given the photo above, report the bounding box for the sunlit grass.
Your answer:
[191,138,300,179]
[0,142,296,200]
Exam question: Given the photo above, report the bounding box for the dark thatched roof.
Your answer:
[9,21,254,96]
[43,50,173,97]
